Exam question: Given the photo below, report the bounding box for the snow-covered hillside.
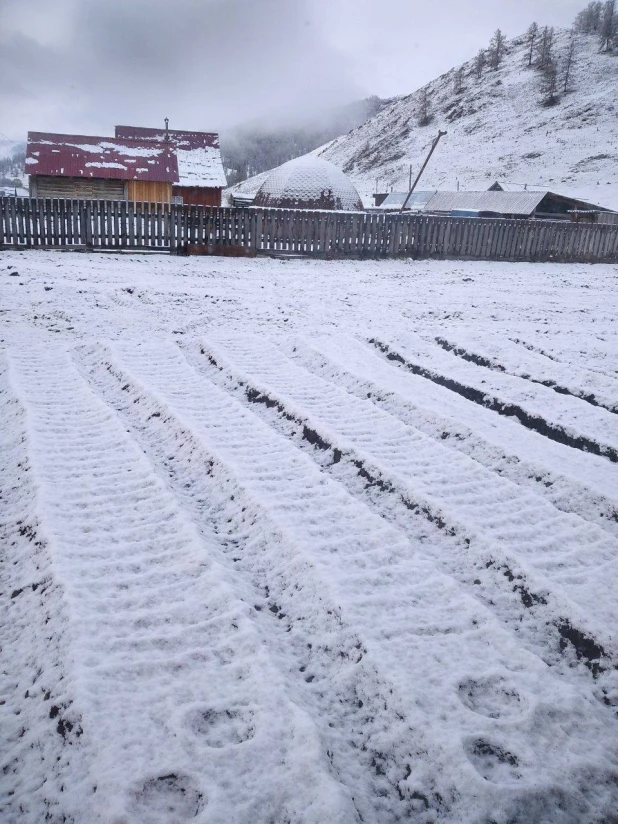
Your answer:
[230,29,618,211]
[2,248,618,823]
[322,29,618,209]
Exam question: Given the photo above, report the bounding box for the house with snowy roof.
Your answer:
[26,123,227,206]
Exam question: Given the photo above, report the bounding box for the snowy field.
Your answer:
[2,249,618,824]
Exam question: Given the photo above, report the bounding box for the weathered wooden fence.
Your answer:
[2,197,618,263]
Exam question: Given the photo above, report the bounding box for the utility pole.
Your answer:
[400,130,447,213]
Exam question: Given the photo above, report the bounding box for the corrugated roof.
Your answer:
[487,180,548,193]
[425,191,547,216]
[378,191,437,210]
[115,126,227,188]
[115,126,219,150]
[26,133,178,182]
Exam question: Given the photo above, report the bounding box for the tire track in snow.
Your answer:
[0,357,91,824]
[283,335,618,538]
[79,339,618,823]
[433,334,618,416]
[510,337,618,382]
[191,336,618,677]
[370,336,618,464]
[6,346,359,824]
[78,341,467,823]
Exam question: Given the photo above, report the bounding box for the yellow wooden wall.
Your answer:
[127,181,172,204]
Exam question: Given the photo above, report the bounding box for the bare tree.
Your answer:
[574,1,604,32]
[475,48,486,79]
[540,57,559,106]
[600,0,617,50]
[536,26,555,71]
[526,22,539,66]
[488,28,506,69]
[562,36,577,93]
[417,88,432,127]
[453,67,465,94]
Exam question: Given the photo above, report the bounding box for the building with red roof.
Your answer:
[26,123,226,206]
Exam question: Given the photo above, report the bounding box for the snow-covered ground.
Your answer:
[2,249,618,824]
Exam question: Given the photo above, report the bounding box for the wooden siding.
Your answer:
[173,186,221,207]
[30,176,126,201]
[127,181,172,204]
[2,198,618,264]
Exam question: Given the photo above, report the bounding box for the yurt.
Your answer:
[254,155,363,211]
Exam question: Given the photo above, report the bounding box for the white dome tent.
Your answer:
[254,155,363,211]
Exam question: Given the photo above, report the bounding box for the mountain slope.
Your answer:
[320,29,618,209]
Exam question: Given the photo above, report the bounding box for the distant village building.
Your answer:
[375,189,616,221]
[26,124,226,206]
[254,155,363,211]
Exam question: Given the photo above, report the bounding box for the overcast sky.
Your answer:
[0,0,586,143]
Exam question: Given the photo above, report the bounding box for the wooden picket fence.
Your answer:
[2,197,618,263]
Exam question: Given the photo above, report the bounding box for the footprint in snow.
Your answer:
[458,675,527,720]
[128,773,204,823]
[464,738,523,785]
[186,706,256,748]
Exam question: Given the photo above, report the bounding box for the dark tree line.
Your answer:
[222,97,383,186]
[0,149,26,188]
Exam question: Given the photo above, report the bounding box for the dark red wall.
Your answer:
[173,187,222,207]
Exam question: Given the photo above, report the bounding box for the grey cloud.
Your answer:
[0,0,592,142]
[1,0,363,138]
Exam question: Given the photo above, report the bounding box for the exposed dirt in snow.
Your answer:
[1,249,618,823]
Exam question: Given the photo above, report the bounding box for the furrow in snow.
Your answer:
[371,333,618,464]
[77,339,618,823]
[0,356,91,824]
[191,335,618,671]
[5,346,359,824]
[433,333,618,416]
[283,334,618,538]
[77,343,461,824]
[509,336,618,383]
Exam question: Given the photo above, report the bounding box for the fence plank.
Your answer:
[2,197,618,262]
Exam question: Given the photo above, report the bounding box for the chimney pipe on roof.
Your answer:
[164,117,170,142]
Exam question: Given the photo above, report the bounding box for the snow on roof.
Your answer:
[115,126,227,188]
[378,191,437,210]
[26,133,178,182]
[425,191,547,216]
[254,155,363,211]
[174,147,227,188]
[487,181,549,193]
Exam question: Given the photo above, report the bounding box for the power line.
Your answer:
[0,132,22,148]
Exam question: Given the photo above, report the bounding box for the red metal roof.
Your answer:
[115,125,220,150]
[26,132,178,182]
